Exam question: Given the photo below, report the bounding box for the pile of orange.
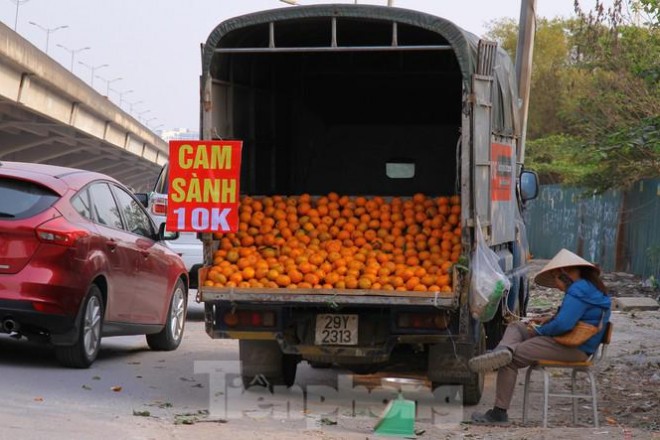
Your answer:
[204,193,462,293]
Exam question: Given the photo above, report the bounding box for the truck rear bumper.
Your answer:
[206,327,474,364]
[199,289,457,307]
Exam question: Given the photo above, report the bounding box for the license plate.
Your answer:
[315,314,358,345]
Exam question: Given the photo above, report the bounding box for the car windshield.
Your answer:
[0,178,59,220]
[154,163,169,194]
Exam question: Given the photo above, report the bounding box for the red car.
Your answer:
[0,161,189,368]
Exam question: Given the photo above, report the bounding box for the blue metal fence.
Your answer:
[524,179,660,278]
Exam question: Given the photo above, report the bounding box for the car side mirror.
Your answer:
[135,193,149,207]
[158,222,179,241]
[520,170,539,201]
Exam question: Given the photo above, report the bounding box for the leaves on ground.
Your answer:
[174,410,211,425]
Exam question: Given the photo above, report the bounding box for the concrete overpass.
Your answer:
[0,22,168,191]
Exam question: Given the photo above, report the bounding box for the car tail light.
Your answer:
[35,217,89,247]
[152,199,167,215]
[32,301,65,315]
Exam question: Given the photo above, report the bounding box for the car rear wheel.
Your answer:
[55,285,103,368]
[146,279,187,351]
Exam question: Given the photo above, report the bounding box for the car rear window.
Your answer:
[0,178,59,220]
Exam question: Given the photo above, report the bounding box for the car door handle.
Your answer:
[106,240,117,251]
[140,250,149,259]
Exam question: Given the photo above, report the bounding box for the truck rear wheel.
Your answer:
[462,324,486,405]
[239,340,298,388]
[485,312,506,350]
[430,324,485,405]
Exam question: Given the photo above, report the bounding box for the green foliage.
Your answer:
[485,18,572,139]
[630,0,659,27]
[525,135,596,185]
[486,0,659,191]
[579,116,660,192]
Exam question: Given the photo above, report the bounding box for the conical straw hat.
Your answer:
[534,248,599,288]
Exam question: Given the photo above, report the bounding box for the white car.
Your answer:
[138,163,203,289]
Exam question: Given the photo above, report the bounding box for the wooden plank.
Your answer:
[613,297,659,311]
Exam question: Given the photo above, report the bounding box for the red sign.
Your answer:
[491,143,513,202]
[166,140,242,233]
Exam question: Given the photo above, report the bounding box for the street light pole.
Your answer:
[96,75,122,96]
[28,22,68,54]
[78,61,108,88]
[10,0,31,32]
[126,100,143,113]
[113,89,134,108]
[56,44,91,72]
[136,109,150,122]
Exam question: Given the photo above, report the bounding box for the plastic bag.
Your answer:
[470,218,511,322]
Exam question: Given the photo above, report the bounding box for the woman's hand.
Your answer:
[526,323,540,337]
[529,315,552,325]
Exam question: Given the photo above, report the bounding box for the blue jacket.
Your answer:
[534,279,611,354]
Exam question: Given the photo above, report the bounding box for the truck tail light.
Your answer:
[223,312,239,327]
[397,313,450,330]
[223,310,277,328]
[262,311,275,327]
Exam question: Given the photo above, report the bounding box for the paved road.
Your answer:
[1,295,641,439]
[14,293,632,439]
[1,295,444,439]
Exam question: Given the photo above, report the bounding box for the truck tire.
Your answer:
[462,324,486,405]
[55,285,103,368]
[239,340,298,388]
[484,311,506,350]
[430,324,486,405]
[308,361,332,369]
[147,279,187,351]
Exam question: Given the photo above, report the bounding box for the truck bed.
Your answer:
[198,268,458,307]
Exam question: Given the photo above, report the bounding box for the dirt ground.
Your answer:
[182,261,660,439]
[133,261,660,440]
[2,260,659,440]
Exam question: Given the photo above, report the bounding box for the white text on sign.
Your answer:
[172,207,232,232]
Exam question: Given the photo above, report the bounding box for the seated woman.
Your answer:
[469,248,612,424]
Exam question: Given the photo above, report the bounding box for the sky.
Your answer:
[0,0,584,132]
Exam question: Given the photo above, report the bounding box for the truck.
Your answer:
[195,3,539,404]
